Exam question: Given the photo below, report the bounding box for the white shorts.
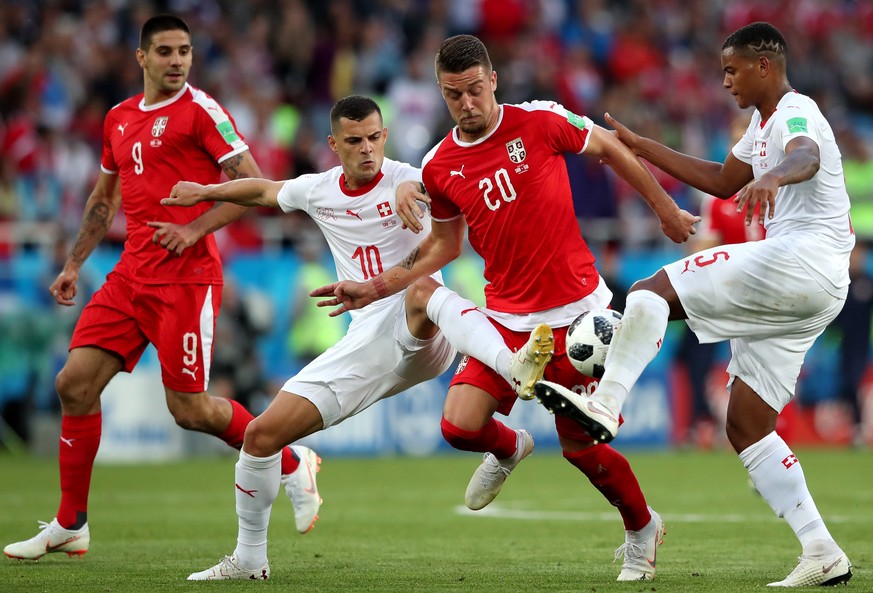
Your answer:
[665,237,845,412]
[283,295,456,428]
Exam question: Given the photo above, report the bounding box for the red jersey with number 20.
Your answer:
[423,101,599,314]
[100,83,249,284]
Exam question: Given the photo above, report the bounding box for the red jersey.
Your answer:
[423,101,599,313]
[701,195,765,245]
[101,83,249,284]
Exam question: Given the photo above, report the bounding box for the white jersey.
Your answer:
[731,91,855,297]
[277,158,442,318]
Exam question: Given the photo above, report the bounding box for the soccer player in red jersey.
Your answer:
[314,34,699,581]
[4,15,318,562]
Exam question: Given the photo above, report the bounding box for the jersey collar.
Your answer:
[139,83,191,112]
[339,170,384,197]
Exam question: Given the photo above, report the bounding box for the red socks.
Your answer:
[563,445,651,531]
[56,413,102,529]
[218,399,297,475]
[440,417,518,459]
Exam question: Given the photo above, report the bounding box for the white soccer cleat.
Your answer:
[187,555,269,581]
[509,323,554,400]
[4,519,89,560]
[534,380,619,444]
[614,507,666,581]
[767,540,852,587]
[281,445,322,534]
[464,429,534,510]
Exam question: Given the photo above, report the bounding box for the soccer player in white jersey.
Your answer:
[313,36,699,581]
[535,22,853,587]
[160,95,551,581]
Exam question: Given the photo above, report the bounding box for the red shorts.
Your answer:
[450,321,622,443]
[70,272,222,392]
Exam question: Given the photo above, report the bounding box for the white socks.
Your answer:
[233,450,281,568]
[426,286,511,380]
[740,431,835,550]
[598,290,670,409]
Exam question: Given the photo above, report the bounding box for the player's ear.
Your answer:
[328,135,338,153]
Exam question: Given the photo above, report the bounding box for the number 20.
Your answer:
[480,168,517,211]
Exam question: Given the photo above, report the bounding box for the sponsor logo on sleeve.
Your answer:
[786,117,808,134]
[567,112,588,131]
[216,120,240,144]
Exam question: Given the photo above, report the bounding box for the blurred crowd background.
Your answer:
[2,0,873,455]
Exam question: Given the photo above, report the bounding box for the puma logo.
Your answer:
[182,367,198,379]
[450,165,466,179]
[235,483,258,497]
[681,259,694,274]
[346,208,363,221]
[60,437,76,447]
[118,123,128,135]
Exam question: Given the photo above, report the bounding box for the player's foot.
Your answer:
[281,445,322,534]
[614,507,666,581]
[766,540,852,587]
[187,555,270,581]
[534,380,619,443]
[509,324,554,400]
[4,519,89,560]
[465,429,534,510]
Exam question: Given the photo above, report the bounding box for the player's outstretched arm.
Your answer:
[585,124,700,243]
[311,218,465,316]
[605,112,753,199]
[50,172,121,306]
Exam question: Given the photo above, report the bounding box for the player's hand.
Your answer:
[604,112,642,155]
[735,176,777,226]
[160,181,207,207]
[49,266,79,306]
[659,208,701,244]
[395,181,430,234]
[310,280,378,317]
[147,221,202,256]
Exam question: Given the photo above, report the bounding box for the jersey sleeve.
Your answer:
[390,160,422,185]
[276,174,322,213]
[191,92,249,165]
[775,103,821,151]
[100,109,118,174]
[423,160,461,222]
[730,118,756,165]
[525,101,593,156]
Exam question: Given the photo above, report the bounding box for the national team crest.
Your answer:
[152,116,168,137]
[506,137,525,163]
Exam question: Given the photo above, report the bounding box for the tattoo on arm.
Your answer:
[221,154,249,180]
[70,202,112,266]
[399,247,419,270]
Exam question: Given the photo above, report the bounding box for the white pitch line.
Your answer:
[453,505,864,524]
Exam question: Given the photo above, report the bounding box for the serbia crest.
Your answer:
[506,137,525,163]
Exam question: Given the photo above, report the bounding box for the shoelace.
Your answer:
[478,455,511,486]
[613,541,645,564]
[36,520,51,532]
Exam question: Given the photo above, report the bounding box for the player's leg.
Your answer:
[4,346,121,561]
[189,390,324,581]
[408,278,553,399]
[535,269,677,442]
[730,383,851,586]
[560,428,665,581]
[441,365,533,510]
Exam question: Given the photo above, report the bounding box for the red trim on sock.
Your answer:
[440,417,517,459]
[563,445,651,531]
[56,413,102,529]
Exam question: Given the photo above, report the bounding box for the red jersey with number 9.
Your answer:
[100,83,248,284]
[423,101,599,314]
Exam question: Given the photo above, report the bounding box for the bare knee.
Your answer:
[243,416,283,457]
[167,392,222,433]
[406,277,440,315]
[55,366,101,414]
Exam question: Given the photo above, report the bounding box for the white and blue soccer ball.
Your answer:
[565,308,622,378]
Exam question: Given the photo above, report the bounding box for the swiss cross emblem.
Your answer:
[152,116,168,137]
[377,201,393,218]
[782,454,798,469]
[506,137,525,163]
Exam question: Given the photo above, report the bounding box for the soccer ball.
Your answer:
[565,308,622,378]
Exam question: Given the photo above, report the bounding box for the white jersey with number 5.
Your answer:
[731,91,855,297]
[276,158,441,318]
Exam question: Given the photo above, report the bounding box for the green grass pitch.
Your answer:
[1,448,870,592]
